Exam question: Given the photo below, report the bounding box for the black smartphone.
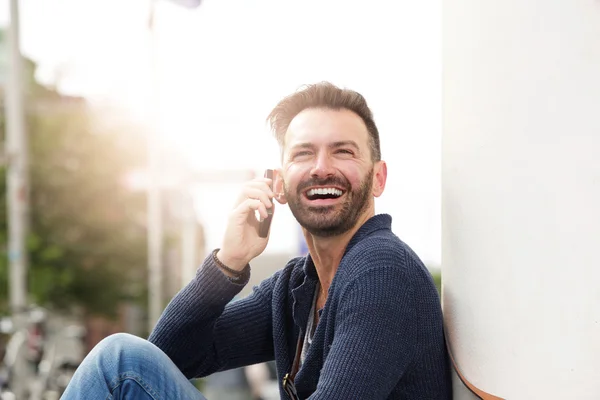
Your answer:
[258,169,274,238]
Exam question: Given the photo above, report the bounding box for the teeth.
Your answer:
[307,188,343,197]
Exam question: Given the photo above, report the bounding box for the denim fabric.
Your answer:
[61,333,207,400]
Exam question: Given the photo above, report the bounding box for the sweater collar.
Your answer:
[343,213,392,255]
[302,213,392,278]
[291,213,392,330]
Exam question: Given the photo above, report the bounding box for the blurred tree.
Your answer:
[0,51,148,319]
[425,265,442,296]
[431,271,442,295]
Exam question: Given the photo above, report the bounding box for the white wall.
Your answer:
[443,1,600,398]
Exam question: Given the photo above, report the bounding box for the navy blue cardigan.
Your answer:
[149,214,452,399]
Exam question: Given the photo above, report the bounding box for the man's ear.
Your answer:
[273,169,287,204]
[372,161,387,198]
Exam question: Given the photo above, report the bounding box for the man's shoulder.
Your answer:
[347,228,411,265]
[341,227,432,285]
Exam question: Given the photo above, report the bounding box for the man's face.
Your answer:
[280,108,379,237]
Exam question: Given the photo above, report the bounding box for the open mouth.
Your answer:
[304,187,345,201]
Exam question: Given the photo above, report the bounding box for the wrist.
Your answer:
[214,249,248,275]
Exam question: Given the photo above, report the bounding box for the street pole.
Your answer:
[180,189,198,288]
[5,1,30,396]
[145,0,202,330]
[6,0,29,320]
[147,0,163,333]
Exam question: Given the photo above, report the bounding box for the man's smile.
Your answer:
[302,186,347,206]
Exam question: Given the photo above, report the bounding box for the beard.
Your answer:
[284,168,374,238]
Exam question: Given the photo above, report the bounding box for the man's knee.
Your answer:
[89,333,152,366]
[95,332,142,350]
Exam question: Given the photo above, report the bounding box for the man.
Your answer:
[62,82,452,399]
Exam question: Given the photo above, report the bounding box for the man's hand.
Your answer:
[216,175,275,272]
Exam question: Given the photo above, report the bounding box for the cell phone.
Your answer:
[258,169,274,238]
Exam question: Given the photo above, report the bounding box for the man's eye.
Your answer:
[336,149,353,155]
[293,151,311,158]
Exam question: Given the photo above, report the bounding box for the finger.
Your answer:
[260,200,275,220]
[241,187,273,209]
[236,198,269,220]
[233,179,274,209]
[245,180,274,197]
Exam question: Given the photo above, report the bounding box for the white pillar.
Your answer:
[442,1,600,399]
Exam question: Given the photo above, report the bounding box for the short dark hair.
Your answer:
[266,81,381,161]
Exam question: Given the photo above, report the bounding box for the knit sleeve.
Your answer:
[148,252,278,379]
[309,265,419,399]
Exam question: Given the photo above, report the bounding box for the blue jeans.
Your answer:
[61,333,207,400]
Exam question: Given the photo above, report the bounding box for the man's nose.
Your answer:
[310,153,335,178]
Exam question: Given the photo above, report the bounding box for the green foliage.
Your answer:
[431,270,441,295]
[0,57,148,318]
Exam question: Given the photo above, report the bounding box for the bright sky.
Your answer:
[0,0,442,266]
